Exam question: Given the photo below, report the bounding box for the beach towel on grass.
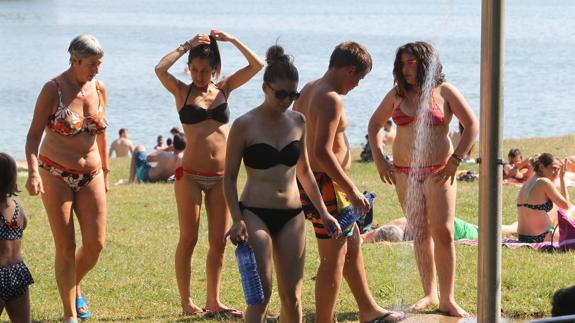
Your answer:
[456,238,558,251]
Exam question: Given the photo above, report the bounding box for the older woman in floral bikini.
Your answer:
[25,34,108,323]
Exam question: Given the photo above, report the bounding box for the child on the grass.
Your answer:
[0,152,33,322]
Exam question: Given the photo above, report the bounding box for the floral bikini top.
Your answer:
[46,79,108,136]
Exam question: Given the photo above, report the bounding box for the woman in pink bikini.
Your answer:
[25,34,107,323]
[155,29,263,318]
[368,41,478,317]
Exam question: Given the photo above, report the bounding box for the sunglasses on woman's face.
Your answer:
[267,83,300,101]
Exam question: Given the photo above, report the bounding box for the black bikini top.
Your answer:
[517,200,554,212]
[516,178,554,212]
[179,83,230,125]
[243,140,300,169]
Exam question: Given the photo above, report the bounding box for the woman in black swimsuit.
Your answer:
[517,153,571,243]
[224,45,340,322]
[155,30,263,317]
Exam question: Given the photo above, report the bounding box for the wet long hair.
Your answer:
[263,45,298,84]
[0,152,19,202]
[188,35,222,79]
[393,41,445,98]
[530,152,556,175]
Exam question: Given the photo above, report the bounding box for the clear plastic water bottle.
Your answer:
[331,192,376,233]
[235,242,265,305]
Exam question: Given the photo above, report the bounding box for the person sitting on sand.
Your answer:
[362,216,518,243]
[108,128,134,158]
[503,148,533,182]
[129,134,186,183]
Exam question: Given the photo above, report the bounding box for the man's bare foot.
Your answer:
[409,295,439,311]
[439,301,469,317]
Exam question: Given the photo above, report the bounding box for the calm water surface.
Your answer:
[1,0,575,158]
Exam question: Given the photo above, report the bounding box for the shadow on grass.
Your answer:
[32,314,180,323]
[303,311,360,322]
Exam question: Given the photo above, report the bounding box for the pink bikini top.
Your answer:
[46,79,108,136]
[392,89,446,127]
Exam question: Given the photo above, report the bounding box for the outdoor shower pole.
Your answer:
[478,0,504,322]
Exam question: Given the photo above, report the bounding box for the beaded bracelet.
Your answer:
[178,41,192,52]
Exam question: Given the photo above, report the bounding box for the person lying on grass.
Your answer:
[362,216,518,244]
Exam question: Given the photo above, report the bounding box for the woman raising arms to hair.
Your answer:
[155,29,263,317]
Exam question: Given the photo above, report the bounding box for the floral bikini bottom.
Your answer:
[39,155,100,192]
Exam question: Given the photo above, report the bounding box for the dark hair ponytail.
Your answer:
[530,152,555,174]
[188,35,222,79]
[263,45,298,84]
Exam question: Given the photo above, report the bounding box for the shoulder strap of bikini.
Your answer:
[524,178,541,204]
[52,78,63,95]
[51,78,65,107]
[213,81,228,101]
[12,200,19,221]
[183,83,194,105]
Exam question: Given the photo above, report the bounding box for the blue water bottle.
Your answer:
[235,242,265,305]
[332,192,376,232]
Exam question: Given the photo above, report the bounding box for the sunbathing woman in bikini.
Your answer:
[517,153,571,243]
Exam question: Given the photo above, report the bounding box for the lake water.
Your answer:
[2,0,575,158]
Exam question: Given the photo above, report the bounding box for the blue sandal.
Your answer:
[76,294,91,320]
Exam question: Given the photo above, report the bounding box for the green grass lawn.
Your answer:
[8,135,575,322]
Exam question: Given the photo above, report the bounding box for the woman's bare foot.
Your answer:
[439,301,469,317]
[205,300,232,312]
[409,295,439,311]
[203,301,243,319]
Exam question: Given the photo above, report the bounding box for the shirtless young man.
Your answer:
[294,41,405,323]
[108,128,134,158]
[129,133,186,183]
